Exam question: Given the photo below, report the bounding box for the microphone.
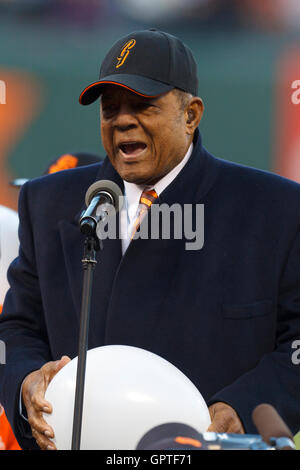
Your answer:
[79,180,123,236]
[252,404,296,450]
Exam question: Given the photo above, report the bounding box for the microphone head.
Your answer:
[85,180,123,213]
[252,404,295,449]
[136,422,204,450]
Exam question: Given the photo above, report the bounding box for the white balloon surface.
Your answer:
[44,345,211,450]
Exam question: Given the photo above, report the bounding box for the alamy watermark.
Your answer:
[291,80,300,105]
[96,200,204,251]
[0,80,6,104]
[291,340,300,365]
[0,340,5,365]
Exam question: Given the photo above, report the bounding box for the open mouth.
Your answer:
[118,141,147,157]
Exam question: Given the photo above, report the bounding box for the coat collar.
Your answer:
[158,128,219,206]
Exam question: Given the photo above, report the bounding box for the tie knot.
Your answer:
[139,189,158,208]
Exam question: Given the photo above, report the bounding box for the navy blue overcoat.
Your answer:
[0,130,300,448]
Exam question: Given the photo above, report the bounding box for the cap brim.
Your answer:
[79,74,173,105]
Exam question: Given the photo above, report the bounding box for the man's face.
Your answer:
[100,85,191,186]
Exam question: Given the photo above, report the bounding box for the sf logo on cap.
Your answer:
[116,39,136,68]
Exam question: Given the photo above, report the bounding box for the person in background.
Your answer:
[10,152,102,188]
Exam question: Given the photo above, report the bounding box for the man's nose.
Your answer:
[114,103,138,131]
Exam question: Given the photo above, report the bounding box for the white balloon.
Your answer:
[44,345,211,450]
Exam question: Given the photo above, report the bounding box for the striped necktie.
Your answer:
[130,189,158,240]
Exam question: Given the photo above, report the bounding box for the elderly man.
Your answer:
[0,29,300,450]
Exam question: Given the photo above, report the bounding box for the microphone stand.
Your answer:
[71,232,100,450]
[70,181,122,450]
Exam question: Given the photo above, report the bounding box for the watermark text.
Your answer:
[96,201,204,251]
[291,340,300,365]
[291,80,300,105]
[0,340,6,365]
[0,80,6,104]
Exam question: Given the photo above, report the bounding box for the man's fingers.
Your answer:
[22,356,71,449]
[42,356,71,385]
[27,398,54,434]
[30,388,52,412]
[208,402,245,434]
[207,408,234,432]
[207,417,243,433]
[38,357,71,411]
[56,355,71,372]
[27,406,56,450]
[31,428,56,451]
[207,416,229,433]
[28,414,54,437]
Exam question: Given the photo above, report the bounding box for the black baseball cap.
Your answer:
[79,29,198,105]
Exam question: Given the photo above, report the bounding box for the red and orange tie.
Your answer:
[130,189,158,240]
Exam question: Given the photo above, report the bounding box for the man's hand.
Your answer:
[22,355,71,450]
[208,402,245,434]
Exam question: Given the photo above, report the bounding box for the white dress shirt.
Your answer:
[120,143,193,254]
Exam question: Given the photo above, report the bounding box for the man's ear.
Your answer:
[185,97,204,135]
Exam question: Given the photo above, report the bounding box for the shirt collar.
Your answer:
[123,142,193,220]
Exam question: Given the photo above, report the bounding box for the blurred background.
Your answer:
[0,0,300,211]
[0,0,300,450]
